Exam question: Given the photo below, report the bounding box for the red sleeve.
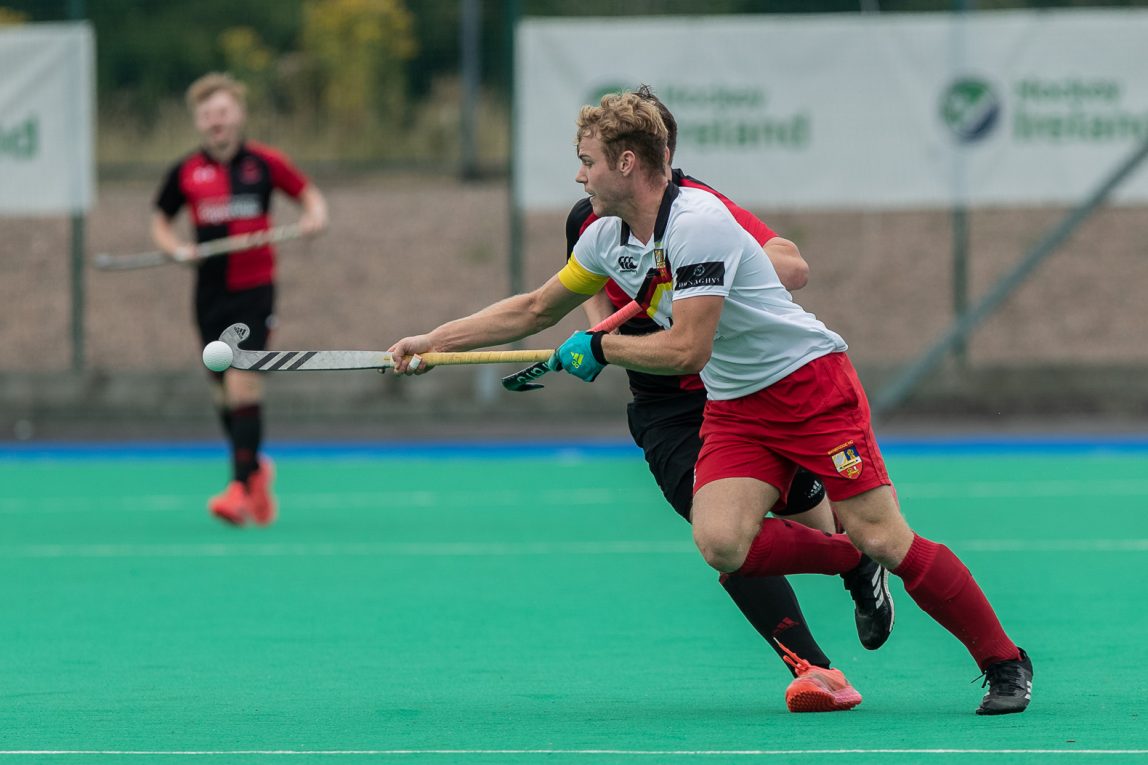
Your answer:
[679,175,777,246]
[248,141,308,198]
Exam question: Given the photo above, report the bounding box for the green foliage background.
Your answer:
[3,0,1147,166]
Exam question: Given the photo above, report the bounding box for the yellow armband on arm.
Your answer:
[557,256,609,296]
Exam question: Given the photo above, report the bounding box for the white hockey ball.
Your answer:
[202,341,234,372]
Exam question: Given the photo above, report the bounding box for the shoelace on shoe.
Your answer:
[975,660,1027,694]
[775,639,812,675]
[842,559,881,608]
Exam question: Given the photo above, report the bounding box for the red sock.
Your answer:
[735,518,862,577]
[893,534,1020,669]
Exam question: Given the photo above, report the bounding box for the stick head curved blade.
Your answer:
[501,362,551,392]
[218,323,251,351]
[503,379,544,392]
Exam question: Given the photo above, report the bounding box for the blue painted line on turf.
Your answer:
[0,434,1147,460]
[880,434,1148,455]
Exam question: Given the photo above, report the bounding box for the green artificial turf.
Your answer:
[0,451,1144,764]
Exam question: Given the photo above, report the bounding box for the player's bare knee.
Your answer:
[846,525,908,568]
[692,527,747,573]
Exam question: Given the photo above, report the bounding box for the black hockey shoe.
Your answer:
[841,554,895,650]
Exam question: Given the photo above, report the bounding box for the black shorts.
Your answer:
[195,283,275,350]
[627,391,707,522]
[626,390,826,522]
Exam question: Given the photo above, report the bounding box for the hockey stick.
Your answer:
[92,224,304,271]
[500,299,645,392]
[212,323,552,372]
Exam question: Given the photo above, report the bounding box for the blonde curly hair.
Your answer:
[576,91,668,181]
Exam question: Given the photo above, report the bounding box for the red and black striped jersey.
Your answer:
[155,141,309,292]
[564,168,779,401]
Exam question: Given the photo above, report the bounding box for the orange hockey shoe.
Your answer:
[779,640,863,713]
[246,456,277,526]
[208,481,249,526]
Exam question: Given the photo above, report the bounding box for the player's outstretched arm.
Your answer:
[388,274,587,375]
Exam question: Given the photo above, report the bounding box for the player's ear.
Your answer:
[618,150,635,176]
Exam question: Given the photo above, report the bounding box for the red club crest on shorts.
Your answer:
[829,441,863,479]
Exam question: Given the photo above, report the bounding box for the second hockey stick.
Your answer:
[93,225,304,271]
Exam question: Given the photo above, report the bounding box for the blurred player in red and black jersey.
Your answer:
[564,86,881,712]
[152,72,328,527]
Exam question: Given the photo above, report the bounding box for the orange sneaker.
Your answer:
[246,456,277,526]
[778,640,862,713]
[208,481,249,526]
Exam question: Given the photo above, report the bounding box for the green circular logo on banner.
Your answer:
[940,78,1001,143]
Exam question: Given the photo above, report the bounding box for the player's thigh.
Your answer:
[692,477,781,565]
[779,496,836,534]
[832,485,914,564]
[224,368,264,405]
[626,393,706,522]
[775,468,827,516]
[693,404,789,547]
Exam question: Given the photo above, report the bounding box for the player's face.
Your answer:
[194,90,246,159]
[575,134,625,218]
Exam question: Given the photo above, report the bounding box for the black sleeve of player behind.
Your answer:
[154,160,186,218]
[565,197,595,261]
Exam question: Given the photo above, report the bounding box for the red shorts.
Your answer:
[695,352,891,502]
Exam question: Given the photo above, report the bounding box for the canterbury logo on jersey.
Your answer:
[675,262,725,290]
[195,195,262,224]
[617,255,638,271]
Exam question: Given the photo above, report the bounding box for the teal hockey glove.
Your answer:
[546,331,607,382]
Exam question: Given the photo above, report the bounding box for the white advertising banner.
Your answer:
[516,10,1148,210]
[0,23,95,214]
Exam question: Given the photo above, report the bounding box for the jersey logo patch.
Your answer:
[617,254,638,271]
[239,158,263,184]
[829,441,863,479]
[653,247,666,271]
[192,166,217,184]
[675,262,724,290]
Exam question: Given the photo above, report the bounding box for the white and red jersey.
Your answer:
[565,169,780,400]
[570,186,846,400]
